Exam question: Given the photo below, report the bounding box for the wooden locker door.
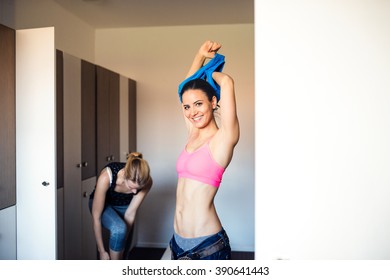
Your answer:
[96,66,120,172]
[63,53,82,259]
[81,60,97,180]
[0,24,16,210]
[81,177,97,259]
[128,78,137,153]
[96,66,111,173]
[109,70,120,163]
[56,49,64,260]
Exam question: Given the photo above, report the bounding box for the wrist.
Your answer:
[195,52,207,63]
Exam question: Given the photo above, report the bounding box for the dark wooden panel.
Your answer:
[109,71,120,163]
[128,78,137,153]
[96,66,121,172]
[56,49,64,189]
[96,66,111,172]
[0,24,16,210]
[81,60,97,180]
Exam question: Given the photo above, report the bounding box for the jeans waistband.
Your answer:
[171,229,230,260]
[180,238,226,260]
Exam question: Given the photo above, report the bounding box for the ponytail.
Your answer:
[124,152,151,187]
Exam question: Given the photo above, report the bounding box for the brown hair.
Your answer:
[124,152,151,188]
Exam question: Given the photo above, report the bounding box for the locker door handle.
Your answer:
[106,155,114,161]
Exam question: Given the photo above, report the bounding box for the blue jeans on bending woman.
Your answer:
[170,228,231,260]
[88,199,130,252]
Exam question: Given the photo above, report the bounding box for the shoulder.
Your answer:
[96,169,111,191]
[105,162,125,175]
[98,168,110,181]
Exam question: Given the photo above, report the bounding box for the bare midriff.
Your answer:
[174,177,222,238]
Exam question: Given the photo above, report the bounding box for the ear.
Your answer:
[211,96,217,109]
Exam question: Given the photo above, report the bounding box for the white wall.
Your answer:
[95,25,255,251]
[256,0,390,259]
[5,0,95,62]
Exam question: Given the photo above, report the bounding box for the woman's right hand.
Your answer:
[100,251,110,260]
[198,40,221,59]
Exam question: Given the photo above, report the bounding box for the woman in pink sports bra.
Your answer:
[170,40,240,260]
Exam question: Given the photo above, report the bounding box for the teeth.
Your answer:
[193,116,202,121]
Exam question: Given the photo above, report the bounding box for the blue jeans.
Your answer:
[170,228,231,260]
[89,199,130,252]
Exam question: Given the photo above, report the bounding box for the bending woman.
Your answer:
[89,152,153,260]
[170,40,240,260]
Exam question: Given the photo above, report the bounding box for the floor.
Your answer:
[127,247,254,260]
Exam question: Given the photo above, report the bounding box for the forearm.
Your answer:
[185,52,206,78]
[93,218,106,253]
[124,214,135,229]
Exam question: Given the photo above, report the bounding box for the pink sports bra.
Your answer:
[176,142,225,188]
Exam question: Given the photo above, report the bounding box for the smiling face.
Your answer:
[182,89,217,129]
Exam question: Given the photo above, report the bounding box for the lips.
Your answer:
[192,116,203,122]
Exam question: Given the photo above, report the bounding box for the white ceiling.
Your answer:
[53,0,254,28]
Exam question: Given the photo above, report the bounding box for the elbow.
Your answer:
[125,214,136,226]
[220,74,234,89]
[212,72,234,89]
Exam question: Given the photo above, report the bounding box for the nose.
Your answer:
[190,106,198,116]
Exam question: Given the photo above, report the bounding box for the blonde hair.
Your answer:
[124,152,151,188]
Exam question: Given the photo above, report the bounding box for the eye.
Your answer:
[183,105,190,110]
[195,102,202,107]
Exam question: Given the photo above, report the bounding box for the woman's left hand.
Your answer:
[198,40,221,59]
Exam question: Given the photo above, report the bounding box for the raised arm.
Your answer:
[213,72,240,146]
[185,40,221,78]
[208,71,240,168]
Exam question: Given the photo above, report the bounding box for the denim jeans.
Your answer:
[170,228,231,260]
[89,198,130,252]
